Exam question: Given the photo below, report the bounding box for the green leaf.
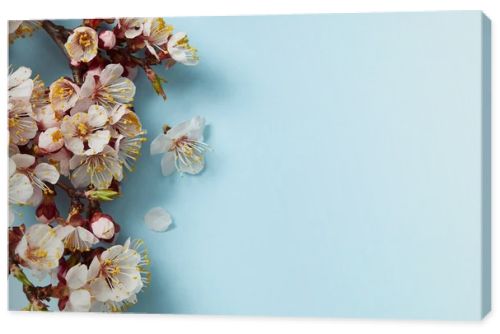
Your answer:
[144,66,167,100]
[85,189,120,201]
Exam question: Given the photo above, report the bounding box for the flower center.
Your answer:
[76,122,89,136]
[8,117,19,129]
[78,32,93,48]
[176,36,189,47]
[51,129,63,142]
[54,85,73,99]
[27,247,48,261]
[102,259,122,279]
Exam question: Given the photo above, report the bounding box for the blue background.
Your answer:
[9,12,490,320]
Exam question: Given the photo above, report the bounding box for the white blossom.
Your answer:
[143,18,173,60]
[49,77,80,113]
[60,105,110,155]
[150,116,209,176]
[15,224,69,279]
[64,26,98,63]
[69,145,123,189]
[88,239,149,308]
[76,64,136,111]
[9,154,60,206]
[167,32,199,66]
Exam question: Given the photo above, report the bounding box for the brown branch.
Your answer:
[10,263,60,310]
[40,20,84,85]
[56,181,85,197]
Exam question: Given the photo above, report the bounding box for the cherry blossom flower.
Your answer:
[115,134,145,172]
[144,207,172,232]
[117,18,146,39]
[36,104,62,130]
[167,32,199,66]
[107,104,143,138]
[30,75,49,111]
[8,98,38,145]
[10,154,60,206]
[69,145,123,189]
[38,127,65,153]
[15,224,68,279]
[9,20,39,43]
[9,66,33,100]
[58,225,99,252]
[49,77,80,113]
[8,66,38,145]
[76,63,136,110]
[8,17,204,313]
[63,264,92,312]
[88,238,149,306]
[150,116,210,176]
[64,26,98,63]
[143,18,173,60]
[9,158,33,205]
[60,105,110,155]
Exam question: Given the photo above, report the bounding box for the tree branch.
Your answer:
[40,20,84,85]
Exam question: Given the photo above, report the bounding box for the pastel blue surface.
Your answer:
[9,12,491,320]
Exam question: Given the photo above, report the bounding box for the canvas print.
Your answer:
[8,12,491,319]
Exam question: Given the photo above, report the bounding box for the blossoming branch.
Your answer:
[8,17,208,312]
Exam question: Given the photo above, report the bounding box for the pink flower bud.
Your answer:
[99,30,116,49]
[90,212,116,240]
[35,195,59,224]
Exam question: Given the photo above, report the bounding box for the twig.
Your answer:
[40,20,84,85]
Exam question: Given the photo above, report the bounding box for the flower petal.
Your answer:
[161,151,176,176]
[9,66,31,88]
[28,187,44,206]
[70,163,91,189]
[9,173,33,204]
[11,153,35,169]
[65,137,85,155]
[55,225,74,240]
[87,256,100,281]
[87,105,108,127]
[144,207,172,232]
[87,130,110,155]
[178,153,205,175]
[9,158,16,177]
[108,104,127,125]
[99,63,124,86]
[9,79,33,99]
[187,116,206,141]
[90,278,112,302]
[150,134,171,155]
[76,227,99,246]
[34,163,60,184]
[67,289,91,312]
[66,264,88,290]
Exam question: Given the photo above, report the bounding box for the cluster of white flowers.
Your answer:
[65,18,198,66]
[15,224,149,312]
[8,17,209,312]
[8,63,142,203]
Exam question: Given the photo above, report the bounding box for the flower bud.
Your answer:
[35,195,59,224]
[99,30,116,49]
[90,212,116,240]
